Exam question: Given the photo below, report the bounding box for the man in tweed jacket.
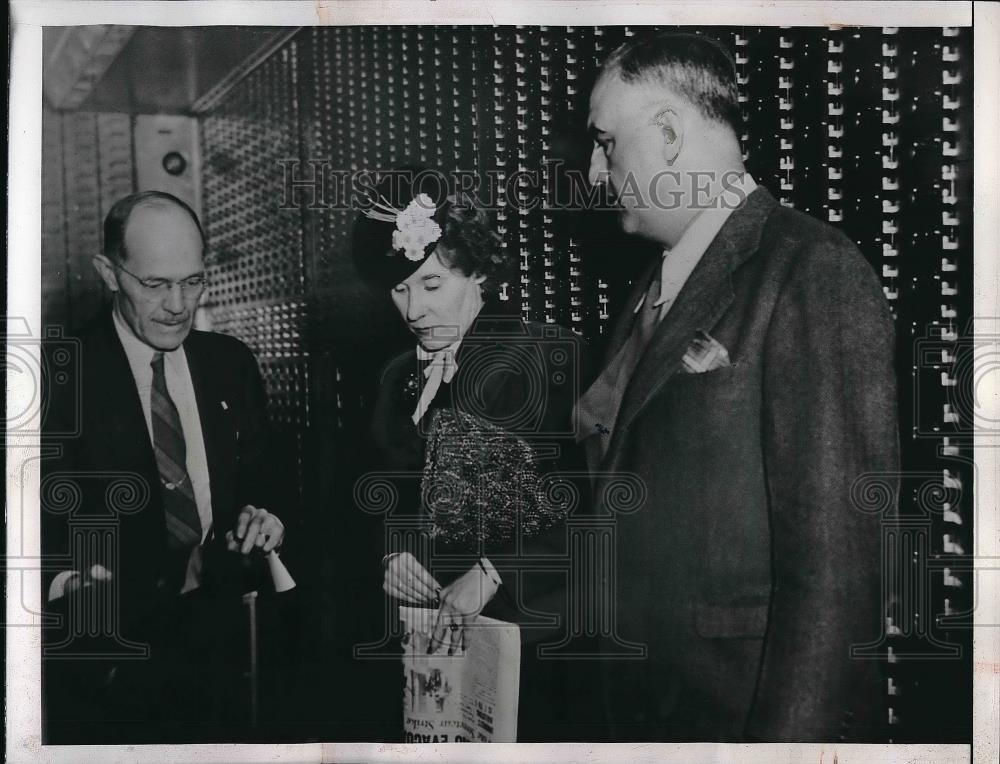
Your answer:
[575,32,899,742]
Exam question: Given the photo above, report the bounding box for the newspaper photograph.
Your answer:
[400,606,520,743]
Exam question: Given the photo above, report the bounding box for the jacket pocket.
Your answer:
[695,602,769,638]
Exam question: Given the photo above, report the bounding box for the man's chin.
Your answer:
[619,211,660,243]
[148,323,191,350]
[418,339,451,352]
[619,210,640,235]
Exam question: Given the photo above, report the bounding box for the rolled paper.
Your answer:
[266,550,297,593]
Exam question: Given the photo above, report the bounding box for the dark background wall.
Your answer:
[40,25,974,742]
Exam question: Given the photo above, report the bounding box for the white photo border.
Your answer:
[7,2,995,763]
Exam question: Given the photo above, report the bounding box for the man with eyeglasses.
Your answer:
[42,190,292,743]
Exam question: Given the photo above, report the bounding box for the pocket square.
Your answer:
[682,331,731,373]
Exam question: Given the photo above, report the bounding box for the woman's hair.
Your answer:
[352,168,512,294]
[428,199,508,294]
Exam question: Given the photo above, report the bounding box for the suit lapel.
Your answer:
[87,312,163,544]
[456,313,527,415]
[92,312,159,480]
[602,187,777,473]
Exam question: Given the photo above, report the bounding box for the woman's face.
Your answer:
[391,249,486,351]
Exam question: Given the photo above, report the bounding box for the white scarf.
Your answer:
[412,342,461,424]
[408,277,484,425]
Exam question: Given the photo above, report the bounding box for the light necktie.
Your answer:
[630,267,664,351]
[573,266,663,459]
[150,352,202,551]
[411,345,459,424]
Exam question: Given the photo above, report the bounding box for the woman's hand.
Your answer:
[428,561,500,654]
[382,551,441,604]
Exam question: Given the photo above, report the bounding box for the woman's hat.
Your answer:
[353,167,451,288]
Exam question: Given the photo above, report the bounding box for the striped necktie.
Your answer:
[150,352,202,551]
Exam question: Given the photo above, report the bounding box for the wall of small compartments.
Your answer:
[39,24,973,742]
[199,42,310,492]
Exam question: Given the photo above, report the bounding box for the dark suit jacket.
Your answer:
[42,309,278,612]
[41,308,284,740]
[586,186,898,742]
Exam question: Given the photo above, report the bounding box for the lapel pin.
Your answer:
[220,401,229,411]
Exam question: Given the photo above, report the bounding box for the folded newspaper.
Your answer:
[400,606,521,743]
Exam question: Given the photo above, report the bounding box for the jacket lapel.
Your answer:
[455,312,527,414]
[602,187,777,473]
[86,311,163,547]
[92,311,160,481]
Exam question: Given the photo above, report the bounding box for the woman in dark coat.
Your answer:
[353,169,591,741]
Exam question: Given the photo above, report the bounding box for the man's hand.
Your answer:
[428,562,500,655]
[227,504,284,554]
[382,551,441,604]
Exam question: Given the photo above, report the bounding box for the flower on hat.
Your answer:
[392,193,442,262]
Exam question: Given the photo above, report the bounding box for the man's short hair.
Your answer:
[103,190,205,263]
[600,32,741,134]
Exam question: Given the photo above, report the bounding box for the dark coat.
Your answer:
[41,308,283,742]
[585,186,899,742]
[369,311,592,741]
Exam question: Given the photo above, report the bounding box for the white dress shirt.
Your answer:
[635,172,758,321]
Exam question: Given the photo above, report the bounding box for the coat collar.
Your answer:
[600,186,777,473]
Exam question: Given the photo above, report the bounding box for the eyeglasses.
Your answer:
[115,263,210,296]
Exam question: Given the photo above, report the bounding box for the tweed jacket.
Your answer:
[584,186,899,742]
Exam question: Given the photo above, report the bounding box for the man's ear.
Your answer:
[93,254,120,293]
[653,106,684,166]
